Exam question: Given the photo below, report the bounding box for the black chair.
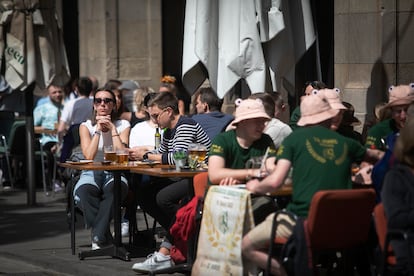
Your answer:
[1,120,48,189]
[0,111,15,187]
[60,123,81,163]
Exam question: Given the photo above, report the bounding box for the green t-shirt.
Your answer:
[365,118,398,149]
[289,106,301,131]
[278,125,367,217]
[208,130,277,185]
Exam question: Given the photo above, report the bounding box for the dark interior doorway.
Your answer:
[62,0,79,79]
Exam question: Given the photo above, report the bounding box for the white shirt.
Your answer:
[264,118,292,148]
[82,119,130,161]
[129,120,160,148]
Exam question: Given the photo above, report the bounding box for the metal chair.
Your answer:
[1,119,49,189]
[0,113,18,187]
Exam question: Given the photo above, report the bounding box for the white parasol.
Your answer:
[182,0,316,98]
[0,0,70,205]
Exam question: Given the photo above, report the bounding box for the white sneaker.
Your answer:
[91,241,101,250]
[131,252,174,272]
[121,221,129,237]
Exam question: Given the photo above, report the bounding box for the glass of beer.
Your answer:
[104,145,116,163]
[116,148,129,165]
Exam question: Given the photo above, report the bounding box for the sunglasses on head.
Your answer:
[94,98,114,104]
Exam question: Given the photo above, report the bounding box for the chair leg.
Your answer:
[1,135,14,188]
[38,146,48,194]
[70,183,76,255]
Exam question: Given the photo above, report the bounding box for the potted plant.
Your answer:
[173,149,187,171]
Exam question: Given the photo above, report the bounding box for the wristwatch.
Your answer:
[143,152,150,160]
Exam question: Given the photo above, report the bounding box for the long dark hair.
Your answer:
[92,88,118,124]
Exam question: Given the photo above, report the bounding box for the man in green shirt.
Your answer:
[241,93,384,275]
[289,80,327,131]
[365,83,414,149]
[208,98,277,186]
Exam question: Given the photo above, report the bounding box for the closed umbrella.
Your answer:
[182,0,316,99]
[0,0,70,205]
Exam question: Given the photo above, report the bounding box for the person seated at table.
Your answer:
[121,91,160,237]
[129,92,211,272]
[159,75,186,115]
[208,98,278,225]
[382,118,414,271]
[248,92,292,149]
[73,87,130,250]
[191,87,234,141]
[34,83,64,189]
[241,93,384,275]
[365,83,414,150]
[369,84,414,201]
[208,97,277,184]
[289,80,327,131]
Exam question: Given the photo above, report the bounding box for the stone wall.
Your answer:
[78,0,162,89]
[335,0,414,132]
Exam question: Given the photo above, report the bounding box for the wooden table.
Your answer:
[130,165,207,178]
[34,128,57,135]
[59,161,154,261]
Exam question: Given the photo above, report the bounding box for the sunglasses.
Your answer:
[94,98,114,104]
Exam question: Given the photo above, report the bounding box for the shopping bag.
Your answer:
[192,186,255,275]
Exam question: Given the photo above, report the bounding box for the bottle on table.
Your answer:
[154,127,161,152]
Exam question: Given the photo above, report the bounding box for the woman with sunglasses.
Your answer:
[73,88,131,250]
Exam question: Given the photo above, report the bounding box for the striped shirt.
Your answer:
[159,116,211,164]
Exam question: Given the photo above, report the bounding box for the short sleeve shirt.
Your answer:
[208,130,277,183]
[33,101,63,145]
[278,125,367,217]
[365,119,398,149]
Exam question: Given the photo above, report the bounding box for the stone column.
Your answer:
[78,0,163,89]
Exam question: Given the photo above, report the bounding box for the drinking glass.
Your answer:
[245,156,268,180]
[104,145,116,163]
[116,148,129,165]
[188,143,200,170]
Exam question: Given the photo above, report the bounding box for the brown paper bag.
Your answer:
[192,186,256,275]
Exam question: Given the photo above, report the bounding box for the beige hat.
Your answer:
[385,83,414,108]
[314,88,346,110]
[297,94,339,126]
[231,98,271,125]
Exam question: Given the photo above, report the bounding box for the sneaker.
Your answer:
[121,221,129,237]
[131,252,174,272]
[91,241,101,250]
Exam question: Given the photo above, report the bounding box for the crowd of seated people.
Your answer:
[15,73,414,275]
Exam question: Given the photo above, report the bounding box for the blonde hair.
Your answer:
[134,87,155,112]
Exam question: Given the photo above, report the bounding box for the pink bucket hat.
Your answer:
[297,94,339,126]
[314,88,346,110]
[385,83,414,108]
[231,98,271,125]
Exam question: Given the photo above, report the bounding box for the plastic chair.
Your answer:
[193,171,208,197]
[304,189,376,273]
[373,203,414,276]
[269,189,376,275]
